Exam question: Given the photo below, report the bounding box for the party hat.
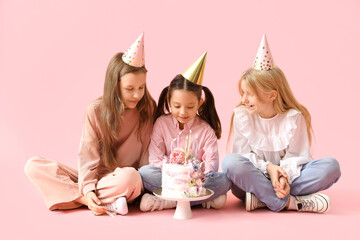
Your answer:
[182,51,207,85]
[122,32,145,67]
[253,34,274,70]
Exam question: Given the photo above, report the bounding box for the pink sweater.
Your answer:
[148,114,219,174]
[78,99,151,196]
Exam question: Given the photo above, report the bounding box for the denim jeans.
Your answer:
[222,153,341,212]
[138,165,231,206]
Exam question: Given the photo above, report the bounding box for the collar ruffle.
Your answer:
[234,107,301,151]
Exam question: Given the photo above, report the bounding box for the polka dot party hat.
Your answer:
[253,34,274,71]
[182,51,207,86]
[122,32,145,67]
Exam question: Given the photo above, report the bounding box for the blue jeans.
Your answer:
[222,154,341,212]
[138,165,231,206]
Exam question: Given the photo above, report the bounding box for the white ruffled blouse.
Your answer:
[232,106,312,184]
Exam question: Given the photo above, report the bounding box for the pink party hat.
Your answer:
[122,33,145,67]
[253,34,274,70]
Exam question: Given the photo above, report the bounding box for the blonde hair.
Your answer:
[228,66,313,148]
[100,52,156,168]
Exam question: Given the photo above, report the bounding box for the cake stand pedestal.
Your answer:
[153,188,214,220]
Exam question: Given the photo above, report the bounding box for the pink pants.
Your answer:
[25,156,143,210]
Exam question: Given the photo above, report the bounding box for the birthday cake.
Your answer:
[162,148,206,198]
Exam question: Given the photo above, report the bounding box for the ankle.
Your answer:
[75,196,88,206]
[285,198,290,209]
[286,196,297,210]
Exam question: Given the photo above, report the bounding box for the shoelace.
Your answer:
[257,201,267,208]
[299,199,315,211]
[105,203,117,217]
[150,197,164,211]
[251,194,266,209]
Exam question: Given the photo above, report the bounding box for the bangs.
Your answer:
[239,77,260,98]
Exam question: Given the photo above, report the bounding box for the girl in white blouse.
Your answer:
[222,66,341,213]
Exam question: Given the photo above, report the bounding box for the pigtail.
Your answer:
[154,86,170,122]
[198,86,222,139]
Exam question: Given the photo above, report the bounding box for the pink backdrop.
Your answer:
[1,0,359,239]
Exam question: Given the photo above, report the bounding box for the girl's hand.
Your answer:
[274,176,290,199]
[266,164,288,189]
[85,191,108,215]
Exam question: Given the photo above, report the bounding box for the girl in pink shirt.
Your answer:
[25,34,156,216]
[139,74,231,212]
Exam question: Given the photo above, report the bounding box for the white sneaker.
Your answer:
[105,197,128,216]
[295,193,330,213]
[202,194,227,209]
[140,193,176,212]
[246,192,267,211]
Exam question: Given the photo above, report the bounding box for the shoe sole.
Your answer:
[245,192,252,212]
[316,193,330,213]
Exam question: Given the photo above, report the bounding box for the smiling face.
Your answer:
[240,80,277,118]
[169,89,203,129]
[119,72,147,109]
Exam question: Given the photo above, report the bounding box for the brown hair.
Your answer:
[100,52,156,168]
[156,74,222,139]
[228,66,313,148]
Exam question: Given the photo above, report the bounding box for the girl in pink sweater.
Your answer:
[25,34,156,216]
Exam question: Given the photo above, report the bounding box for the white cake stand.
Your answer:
[153,187,214,220]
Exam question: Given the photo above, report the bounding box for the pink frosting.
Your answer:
[170,148,185,164]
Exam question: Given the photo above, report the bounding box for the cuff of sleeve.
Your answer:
[259,161,270,175]
[83,183,96,196]
[286,172,296,184]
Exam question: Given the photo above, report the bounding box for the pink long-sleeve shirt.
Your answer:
[148,114,219,174]
[78,99,151,196]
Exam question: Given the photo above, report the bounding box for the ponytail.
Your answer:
[154,86,170,122]
[198,86,222,139]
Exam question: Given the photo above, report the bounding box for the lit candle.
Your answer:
[187,130,192,157]
[184,136,188,163]
[170,138,176,152]
[195,134,198,159]
[177,131,182,149]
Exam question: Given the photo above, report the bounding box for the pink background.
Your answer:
[1,0,359,239]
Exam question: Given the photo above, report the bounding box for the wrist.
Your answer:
[86,190,95,198]
[82,183,96,196]
[266,163,273,174]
